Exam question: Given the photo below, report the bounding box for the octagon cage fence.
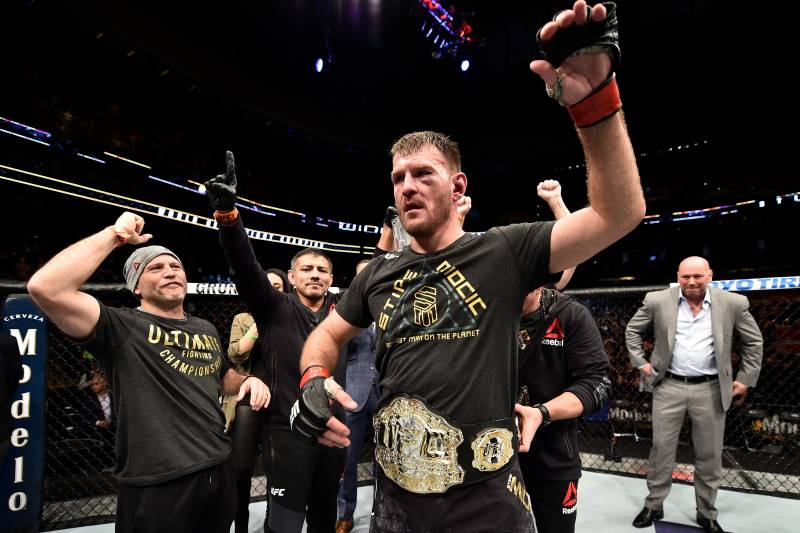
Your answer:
[1,280,797,530]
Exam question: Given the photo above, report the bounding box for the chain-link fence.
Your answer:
[570,287,800,498]
[2,282,798,530]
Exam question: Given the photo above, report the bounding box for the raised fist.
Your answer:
[531,1,618,106]
[111,212,152,245]
[537,180,562,203]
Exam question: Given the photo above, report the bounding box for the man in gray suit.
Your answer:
[626,256,763,533]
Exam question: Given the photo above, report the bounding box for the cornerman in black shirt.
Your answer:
[205,152,348,533]
[27,212,270,533]
[515,180,611,533]
[517,286,611,533]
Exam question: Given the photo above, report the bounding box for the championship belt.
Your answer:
[373,394,517,494]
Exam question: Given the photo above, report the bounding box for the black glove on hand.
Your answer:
[383,205,399,227]
[205,150,238,212]
[536,2,620,71]
[289,375,332,445]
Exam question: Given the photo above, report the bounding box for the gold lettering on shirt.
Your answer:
[145,321,223,378]
[379,269,418,331]
[192,334,205,349]
[148,325,161,343]
[156,352,222,378]
[506,473,532,512]
[202,334,216,351]
[435,260,487,316]
[169,330,181,347]
[149,326,219,351]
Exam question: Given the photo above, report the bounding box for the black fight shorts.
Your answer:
[370,457,536,533]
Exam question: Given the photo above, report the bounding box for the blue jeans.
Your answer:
[336,383,379,520]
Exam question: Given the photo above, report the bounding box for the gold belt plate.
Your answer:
[470,427,514,472]
[374,396,464,494]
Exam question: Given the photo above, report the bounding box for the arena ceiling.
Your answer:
[51,0,784,155]
[1,0,790,223]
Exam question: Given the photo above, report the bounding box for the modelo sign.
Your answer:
[1,295,46,533]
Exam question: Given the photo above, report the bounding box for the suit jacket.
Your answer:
[626,286,763,411]
[345,324,378,411]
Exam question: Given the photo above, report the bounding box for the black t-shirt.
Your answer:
[336,222,554,424]
[518,291,610,480]
[82,303,231,486]
[219,218,345,429]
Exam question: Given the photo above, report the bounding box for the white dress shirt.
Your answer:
[668,289,717,376]
[97,391,112,421]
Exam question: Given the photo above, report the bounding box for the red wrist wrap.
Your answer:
[214,208,239,226]
[299,365,331,388]
[568,76,621,128]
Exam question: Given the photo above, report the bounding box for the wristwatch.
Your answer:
[532,403,551,427]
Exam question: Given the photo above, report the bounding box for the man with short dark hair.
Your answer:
[205,158,347,533]
[627,256,763,533]
[285,2,645,530]
[27,211,270,533]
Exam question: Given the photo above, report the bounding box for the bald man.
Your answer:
[626,257,763,533]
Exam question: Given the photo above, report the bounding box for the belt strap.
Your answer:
[665,371,718,384]
[458,415,518,485]
[373,394,517,494]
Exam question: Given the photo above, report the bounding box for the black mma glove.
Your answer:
[383,205,399,227]
[205,150,238,212]
[289,366,334,445]
[536,2,620,71]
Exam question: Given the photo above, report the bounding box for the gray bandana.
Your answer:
[123,245,183,294]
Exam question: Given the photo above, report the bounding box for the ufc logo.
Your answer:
[289,401,300,428]
[270,487,285,496]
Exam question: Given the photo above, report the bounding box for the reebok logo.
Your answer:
[562,481,577,514]
[133,261,141,272]
[541,318,565,347]
[544,319,564,339]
